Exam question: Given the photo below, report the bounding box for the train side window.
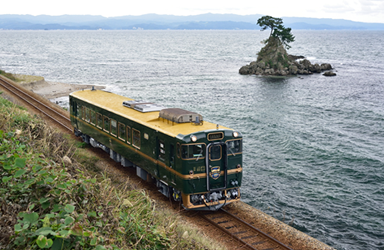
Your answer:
[96,113,103,129]
[78,105,82,118]
[159,140,165,160]
[85,108,90,122]
[103,116,110,132]
[90,110,96,125]
[118,123,126,141]
[82,107,86,120]
[126,126,131,144]
[132,129,140,149]
[227,140,242,154]
[111,119,117,136]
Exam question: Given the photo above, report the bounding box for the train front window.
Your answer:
[181,144,206,159]
[227,140,242,155]
[210,145,222,160]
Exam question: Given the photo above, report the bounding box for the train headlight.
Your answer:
[232,131,239,138]
[190,135,197,142]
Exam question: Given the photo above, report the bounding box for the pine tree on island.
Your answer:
[239,15,334,76]
[257,15,295,49]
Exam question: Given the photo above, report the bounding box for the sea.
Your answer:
[0,30,383,250]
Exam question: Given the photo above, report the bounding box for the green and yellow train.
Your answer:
[69,88,242,210]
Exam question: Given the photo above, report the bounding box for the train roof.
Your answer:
[70,89,233,138]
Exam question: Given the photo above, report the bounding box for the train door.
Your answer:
[169,144,175,169]
[70,99,78,129]
[206,142,227,191]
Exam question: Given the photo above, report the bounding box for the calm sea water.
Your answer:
[1,30,383,250]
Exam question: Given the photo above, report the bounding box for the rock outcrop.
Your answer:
[239,37,333,76]
[323,71,337,76]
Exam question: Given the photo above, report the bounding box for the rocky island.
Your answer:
[239,16,335,77]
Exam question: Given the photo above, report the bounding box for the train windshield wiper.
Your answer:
[229,147,235,156]
[196,149,203,161]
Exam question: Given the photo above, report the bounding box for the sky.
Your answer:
[1,0,384,23]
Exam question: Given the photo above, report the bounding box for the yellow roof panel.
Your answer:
[70,89,232,137]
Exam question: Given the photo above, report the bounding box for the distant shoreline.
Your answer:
[1,13,384,30]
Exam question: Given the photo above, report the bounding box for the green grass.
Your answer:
[0,69,18,81]
[0,94,224,250]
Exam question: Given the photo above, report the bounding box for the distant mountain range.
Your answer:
[1,13,384,30]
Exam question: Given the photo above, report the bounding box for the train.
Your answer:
[69,88,242,210]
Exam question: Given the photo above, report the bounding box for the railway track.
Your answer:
[201,208,293,250]
[0,75,72,132]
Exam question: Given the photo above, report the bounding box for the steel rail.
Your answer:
[0,76,72,132]
[221,208,293,250]
[201,208,293,250]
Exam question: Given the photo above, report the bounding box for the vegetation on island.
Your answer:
[0,93,222,250]
[257,15,295,49]
[255,16,295,71]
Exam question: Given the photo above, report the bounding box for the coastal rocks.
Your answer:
[239,58,333,76]
[239,36,333,77]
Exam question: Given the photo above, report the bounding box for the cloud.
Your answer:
[322,0,358,13]
[357,0,384,15]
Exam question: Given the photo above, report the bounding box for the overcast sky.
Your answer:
[1,0,384,23]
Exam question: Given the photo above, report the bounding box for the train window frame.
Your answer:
[181,143,206,160]
[110,119,117,136]
[126,126,131,144]
[103,116,110,133]
[132,129,141,149]
[226,139,242,155]
[209,144,222,161]
[90,110,96,125]
[96,113,103,129]
[118,122,126,142]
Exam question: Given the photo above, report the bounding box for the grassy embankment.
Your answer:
[1,69,44,84]
[0,90,223,249]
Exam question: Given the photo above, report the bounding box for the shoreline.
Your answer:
[19,78,105,99]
